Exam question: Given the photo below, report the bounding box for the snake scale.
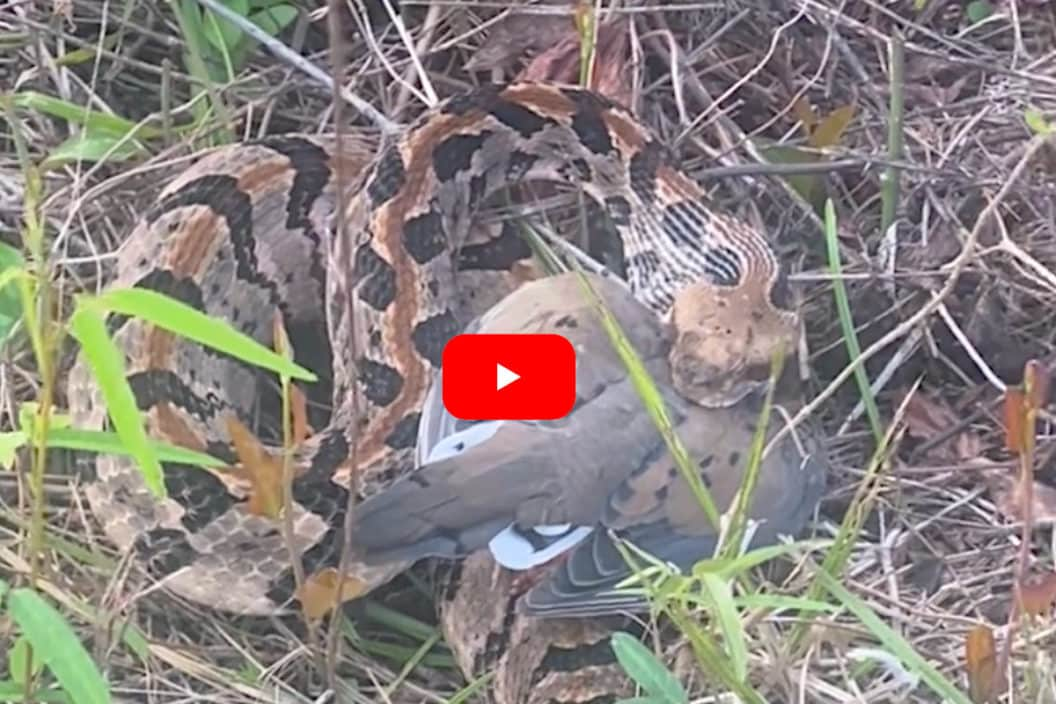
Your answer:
[66,81,799,701]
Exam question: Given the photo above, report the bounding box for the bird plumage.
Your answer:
[347,272,827,617]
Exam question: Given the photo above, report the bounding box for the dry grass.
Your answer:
[2,0,1056,702]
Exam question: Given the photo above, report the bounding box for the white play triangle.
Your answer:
[496,363,520,391]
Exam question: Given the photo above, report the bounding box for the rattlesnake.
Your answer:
[66,81,799,700]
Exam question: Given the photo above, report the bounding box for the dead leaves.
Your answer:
[901,363,1056,526]
[965,625,1000,704]
[465,3,634,106]
[227,416,286,519]
[295,568,368,621]
[224,311,314,520]
[1017,571,1056,619]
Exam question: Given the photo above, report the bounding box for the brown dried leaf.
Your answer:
[289,384,312,445]
[984,470,1056,524]
[296,568,368,620]
[226,416,285,519]
[902,393,983,461]
[965,624,999,704]
[273,309,293,362]
[517,20,632,106]
[1018,571,1056,618]
[464,11,571,73]
[272,309,313,444]
[1003,388,1027,454]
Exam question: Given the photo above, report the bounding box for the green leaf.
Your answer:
[965,0,993,24]
[11,92,161,139]
[44,427,226,468]
[610,632,687,704]
[68,302,164,497]
[0,681,72,703]
[249,4,297,36]
[203,0,250,54]
[698,574,748,680]
[1025,107,1052,136]
[92,287,316,382]
[9,635,44,685]
[824,199,883,443]
[5,587,111,704]
[0,242,25,344]
[43,129,146,169]
[0,431,28,469]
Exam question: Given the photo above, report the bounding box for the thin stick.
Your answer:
[771,132,1053,452]
[191,0,398,133]
[325,0,360,690]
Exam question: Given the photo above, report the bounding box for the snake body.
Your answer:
[67,82,798,697]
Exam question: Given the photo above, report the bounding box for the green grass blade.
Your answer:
[0,245,26,345]
[570,269,720,529]
[93,287,316,382]
[824,199,883,443]
[698,574,748,680]
[4,587,111,704]
[816,572,972,704]
[68,302,164,496]
[11,92,161,139]
[43,427,225,467]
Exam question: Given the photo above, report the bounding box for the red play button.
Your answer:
[441,334,576,421]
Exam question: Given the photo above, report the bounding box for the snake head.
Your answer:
[667,276,799,408]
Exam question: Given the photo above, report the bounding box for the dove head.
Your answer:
[667,272,799,408]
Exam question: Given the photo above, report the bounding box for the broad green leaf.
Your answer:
[698,574,748,680]
[756,140,827,211]
[249,4,297,37]
[68,303,164,496]
[5,587,111,704]
[44,427,226,468]
[43,129,146,169]
[0,431,28,469]
[203,0,250,54]
[0,242,24,344]
[610,633,687,704]
[92,287,316,382]
[9,635,44,684]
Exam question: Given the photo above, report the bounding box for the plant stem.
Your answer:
[880,33,904,238]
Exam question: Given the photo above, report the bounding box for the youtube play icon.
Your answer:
[441,334,576,421]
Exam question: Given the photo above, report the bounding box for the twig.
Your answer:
[773,132,1054,449]
[325,0,359,689]
[375,0,438,107]
[191,0,398,133]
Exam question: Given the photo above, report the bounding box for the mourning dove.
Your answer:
[348,271,827,617]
